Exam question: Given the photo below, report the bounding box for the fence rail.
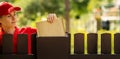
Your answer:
[0,33,120,59]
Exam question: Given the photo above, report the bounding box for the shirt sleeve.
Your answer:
[19,27,37,34]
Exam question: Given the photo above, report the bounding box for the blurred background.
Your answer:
[0,0,120,33]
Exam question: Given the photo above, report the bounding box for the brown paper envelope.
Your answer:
[36,19,66,37]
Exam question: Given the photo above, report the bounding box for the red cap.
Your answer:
[0,2,21,16]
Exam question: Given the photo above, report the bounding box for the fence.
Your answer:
[0,34,36,59]
[0,33,120,59]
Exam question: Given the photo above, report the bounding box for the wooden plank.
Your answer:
[101,33,111,54]
[37,37,70,59]
[31,33,37,58]
[17,34,28,54]
[74,33,84,54]
[2,34,13,54]
[0,44,2,54]
[114,33,120,54]
[87,33,97,54]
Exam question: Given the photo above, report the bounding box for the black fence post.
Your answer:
[101,33,111,54]
[87,33,97,54]
[31,34,37,54]
[17,34,28,54]
[1,34,35,59]
[74,33,84,54]
[2,34,13,54]
[37,36,70,59]
[114,33,120,54]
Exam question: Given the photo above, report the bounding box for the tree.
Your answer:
[13,0,65,26]
[23,0,65,21]
[71,0,90,15]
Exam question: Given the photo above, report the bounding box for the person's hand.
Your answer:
[47,13,57,23]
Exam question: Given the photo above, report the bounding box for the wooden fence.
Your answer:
[0,33,120,59]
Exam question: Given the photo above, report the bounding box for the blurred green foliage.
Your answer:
[71,0,89,14]
[0,0,113,27]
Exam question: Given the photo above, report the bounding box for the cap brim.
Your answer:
[8,7,21,13]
